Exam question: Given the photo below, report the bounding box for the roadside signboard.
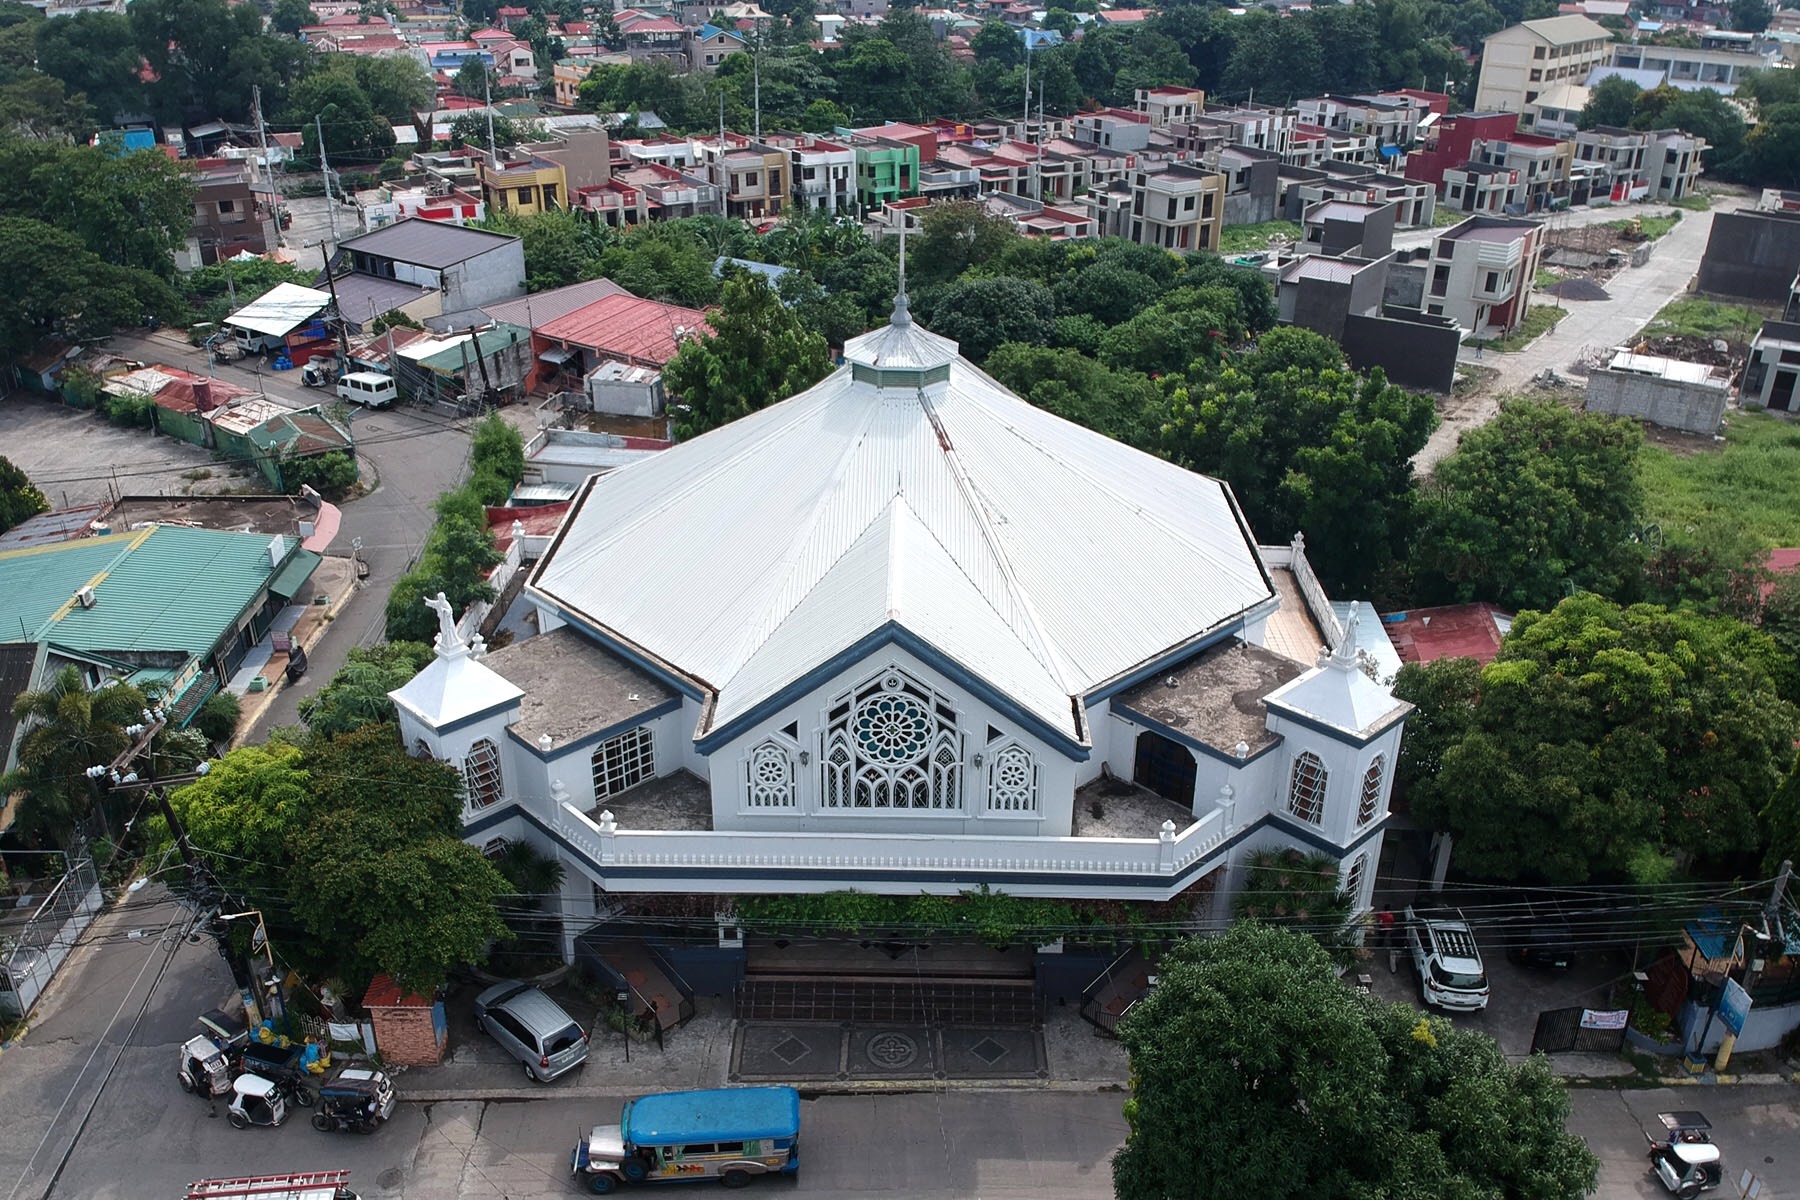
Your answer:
[1719,977,1752,1037]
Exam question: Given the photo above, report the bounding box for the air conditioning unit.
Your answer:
[75,586,96,609]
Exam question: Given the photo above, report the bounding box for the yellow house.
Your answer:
[480,151,566,214]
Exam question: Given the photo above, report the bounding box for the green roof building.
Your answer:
[0,524,321,719]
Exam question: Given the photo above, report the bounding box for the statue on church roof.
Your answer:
[425,591,465,656]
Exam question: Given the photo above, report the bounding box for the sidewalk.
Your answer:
[395,1000,1129,1102]
[231,553,360,740]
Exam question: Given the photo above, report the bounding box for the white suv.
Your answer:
[1405,906,1489,1012]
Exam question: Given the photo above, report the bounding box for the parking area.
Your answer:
[1363,926,1631,1059]
[0,394,254,509]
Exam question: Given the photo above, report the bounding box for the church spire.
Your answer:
[890,224,912,328]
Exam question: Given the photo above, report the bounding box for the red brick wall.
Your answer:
[370,1005,445,1066]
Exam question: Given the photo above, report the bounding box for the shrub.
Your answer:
[195,692,243,745]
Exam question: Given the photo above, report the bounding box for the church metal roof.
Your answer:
[530,303,1275,748]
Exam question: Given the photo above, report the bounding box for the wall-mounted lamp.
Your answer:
[972,752,984,770]
[799,750,811,766]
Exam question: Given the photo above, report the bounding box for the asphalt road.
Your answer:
[6,888,1795,1199]
[96,327,475,735]
[1567,1085,1798,1200]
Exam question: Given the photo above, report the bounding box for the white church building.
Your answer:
[391,286,1412,959]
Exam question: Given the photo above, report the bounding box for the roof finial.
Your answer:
[891,223,912,328]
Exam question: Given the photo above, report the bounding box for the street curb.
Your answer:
[400,1078,1130,1104]
[1653,1071,1800,1087]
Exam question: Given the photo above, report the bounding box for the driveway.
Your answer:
[1414,196,1747,472]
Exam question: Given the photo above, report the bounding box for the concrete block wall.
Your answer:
[1584,367,1727,435]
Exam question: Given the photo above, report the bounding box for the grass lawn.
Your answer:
[1469,304,1566,352]
[1672,193,1712,212]
[1638,296,1768,342]
[1220,220,1303,253]
[1432,207,1466,227]
[1535,268,1559,289]
[1614,213,1681,240]
[1640,411,1800,546]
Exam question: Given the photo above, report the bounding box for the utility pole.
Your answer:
[317,114,339,253]
[1714,859,1792,1072]
[484,69,497,161]
[252,85,270,181]
[752,31,761,140]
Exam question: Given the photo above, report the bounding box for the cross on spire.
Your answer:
[891,224,912,328]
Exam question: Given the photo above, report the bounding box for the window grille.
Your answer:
[986,744,1038,814]
[1287,752,1327,825]
[593,726,655,800]
[463,738,503,809]
[1358,756,1385,826]
[745,739,797,808]
[1344,852,1369,903]
[820,668,962,810]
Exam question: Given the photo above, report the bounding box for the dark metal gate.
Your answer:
[1530,1006,1629,1055]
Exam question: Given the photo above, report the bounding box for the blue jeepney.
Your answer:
[571,1087,800,1194]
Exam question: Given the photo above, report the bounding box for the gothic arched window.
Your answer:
[822,668,962,810]
[1287,751,1327,825]
[745,739,797,809]
[1358,755,1386,826]
[463,738,503,809]
[986,743,1038,814]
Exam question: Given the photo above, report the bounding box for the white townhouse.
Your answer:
[391,287,1412,958]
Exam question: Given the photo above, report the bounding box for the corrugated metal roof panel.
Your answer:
[532,313,1275,745]
[226,283,333,338]
[0,526,295,658]
[336,217,519,269]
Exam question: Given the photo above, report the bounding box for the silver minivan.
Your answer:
[473,980,590,1081]
[335,371,396,409]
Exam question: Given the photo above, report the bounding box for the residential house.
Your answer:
[391,324,534,407]
[1069,109,1151,154]
[478,130,612,215]
[1744,320,1800,411]
[1404,110,1521,191]
[1087,164,1224,253]
[1135,86,1205,129]
[177,160,278,270]
[1649,128,1706,201]
[1441,160,1525,216]
[1415,215,1545,337]
[783,135,856,213]
[330,218,527,325]
[1573,125,1652,201]
[696,136,788,219]
[1300,199,1395,259]
[1698,208,1800,301]
[1525,83,1590,137]
[576,161,722,224]
[553,59,590,107]
[389,286,1412,998]
[1476,16,1611,113]
[1216,146,1281,227]
[618,13,686,65]
[688,23,746,71]
[530,292,712,413]
[849,123,934,209]
[358,183,486,231]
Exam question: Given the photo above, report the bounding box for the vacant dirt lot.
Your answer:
[0,394,257,509]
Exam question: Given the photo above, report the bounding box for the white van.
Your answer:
[336,371,396,409]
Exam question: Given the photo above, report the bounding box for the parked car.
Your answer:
[473,980,590,1082]
[1507,919,1576,970]
[1404,905,1490,1012]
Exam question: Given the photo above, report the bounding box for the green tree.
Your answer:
[1640,88,1746,175]
[1731,0,1773,33]
[33,11,144,124]
[916,275,1056,363]
[130,0,310,123]
[910,199,1016,287]
[665,270,831,438]
[287,71,395,167]
[299,642,435,738]
[1115,924,1597,1200]
[480,207,605,291]
[1387,656,1483,799]
[166,728,512,993]
[1052,261,1165,326]
[344,53,436,124]
[1156,328,1436,595]
[1579,74,1642,129]
[1232,848,1358,962]
[0,454,49,535]
[194,691,242,745]
[1761,752,1800,874]
[0,137,195,277]
[270,0,318,35]
[0,215,180,357]
[1413,398,1643,610]
[982,342,1162,447]
[1413,594,1800,883]
[3,668,147,847]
